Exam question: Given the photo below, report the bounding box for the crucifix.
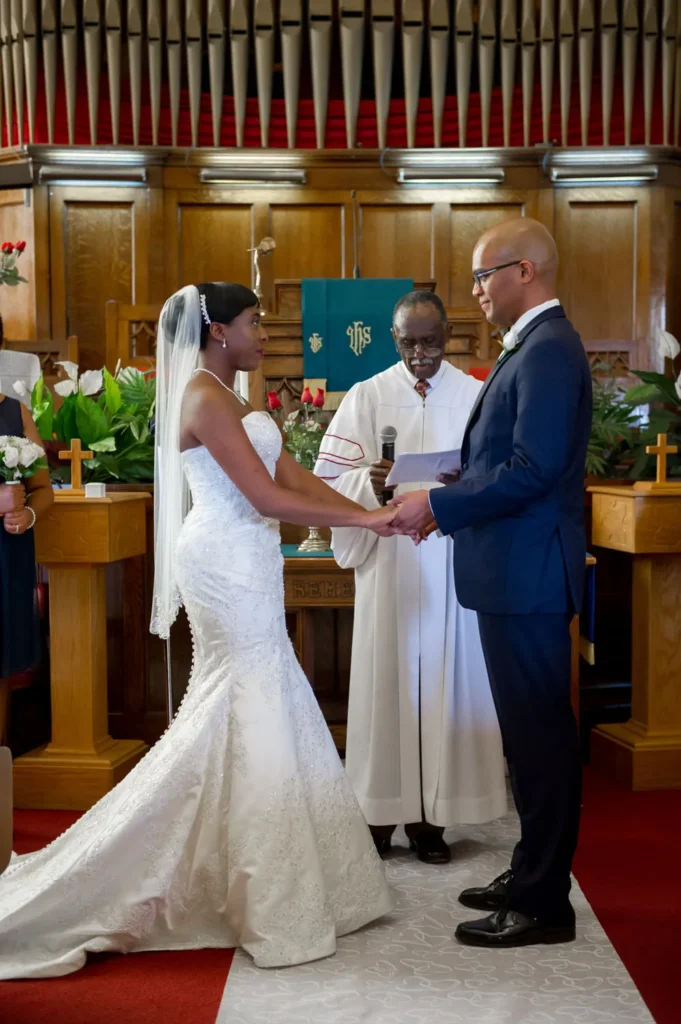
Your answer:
[59,438,93,493]
[634,432,681,493]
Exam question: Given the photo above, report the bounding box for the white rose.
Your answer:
[79,369,103,396]
[675,372,681,403]
[19,442,42,467]
[659,330,681,362]
[3,445,20,468]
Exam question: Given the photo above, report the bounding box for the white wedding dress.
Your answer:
[0,412,393,979]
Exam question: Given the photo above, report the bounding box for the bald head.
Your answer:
[472,218,559,327]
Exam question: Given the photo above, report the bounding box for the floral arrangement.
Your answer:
[0,435,46,481]
[15,362,156,484]
[267,386,326,470]
[0,240,27,286]
[587,329,681,480]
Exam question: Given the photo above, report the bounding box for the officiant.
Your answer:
[314,291,506,863]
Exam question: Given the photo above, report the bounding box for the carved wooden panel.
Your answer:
[176,204,253,288]
[555,194,639,343]
[52,199,135,370]
[359,204,434,280]
[448,202,527,306]
[270,205,345,279]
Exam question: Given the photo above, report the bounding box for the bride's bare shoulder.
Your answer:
[180,376,253,450]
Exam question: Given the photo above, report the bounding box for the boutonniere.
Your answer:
[497,328,519,362]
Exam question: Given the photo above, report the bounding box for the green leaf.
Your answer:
[88,436,117,452]
[31,377,54,440]
[630,369,680,406]
[622,383,660,405]
[54,394,79,443]
[75,392,110,446]
[102,367,123,418]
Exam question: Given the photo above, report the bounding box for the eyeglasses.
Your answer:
[395,341,444,356]
[472,260,522,289]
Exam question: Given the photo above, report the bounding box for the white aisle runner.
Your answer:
[218,809,653,1024]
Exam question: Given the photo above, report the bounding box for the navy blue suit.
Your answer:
[430,305,591,918]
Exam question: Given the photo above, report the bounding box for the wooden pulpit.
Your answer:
[589,436,681,789]
[13,491,150,810]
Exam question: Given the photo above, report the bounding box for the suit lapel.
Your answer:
[462,305,567,444]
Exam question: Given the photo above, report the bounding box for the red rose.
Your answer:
[14,241,26,253]
[267,390,282,410]
[312,388,325,408]
[1,242,13,253]
[300,387,313,404]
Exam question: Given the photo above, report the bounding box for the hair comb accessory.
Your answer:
[199,293,211,326]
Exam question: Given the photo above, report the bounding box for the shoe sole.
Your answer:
[455,926,576,948]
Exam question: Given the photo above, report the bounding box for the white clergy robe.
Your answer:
[314,360,507,827]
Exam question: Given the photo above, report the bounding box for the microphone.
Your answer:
[380,425,397,506]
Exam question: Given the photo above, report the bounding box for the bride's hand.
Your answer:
[364,504,399,537]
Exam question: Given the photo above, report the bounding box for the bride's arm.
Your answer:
[187,389,396,532]
[274,449,359,510]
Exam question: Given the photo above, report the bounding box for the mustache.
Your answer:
[409,356,434,365]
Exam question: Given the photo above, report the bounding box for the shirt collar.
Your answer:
[398,358,448,393]
[511,298,561,338]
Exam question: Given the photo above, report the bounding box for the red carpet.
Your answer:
[3,770,679,1023]
[2,810,234,1024]
[574,767,681,1024]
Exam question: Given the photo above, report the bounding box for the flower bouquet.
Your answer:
[267,386,330,551]
[0,240,27,287]
[268,386,326,471]
[0,435,46,481]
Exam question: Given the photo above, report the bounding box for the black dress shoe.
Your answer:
[458,869,512,910]
[455,908,576,948]
[372,835,392,858]
[408,832,451,864]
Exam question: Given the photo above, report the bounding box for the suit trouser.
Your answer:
[476,612,582,920]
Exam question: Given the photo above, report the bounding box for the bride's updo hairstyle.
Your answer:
[159,282,259,350]
[197,282,258,348]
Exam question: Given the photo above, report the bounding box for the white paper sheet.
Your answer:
[385,449,461,486]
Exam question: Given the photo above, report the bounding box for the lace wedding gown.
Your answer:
[0,412,393,979]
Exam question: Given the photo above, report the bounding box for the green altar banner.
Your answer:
[302,279,413,392]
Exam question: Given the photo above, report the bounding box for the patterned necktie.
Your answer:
[414,379,430,401]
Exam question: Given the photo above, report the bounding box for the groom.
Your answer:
[391,218,591,947]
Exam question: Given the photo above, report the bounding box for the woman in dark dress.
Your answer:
[0,394,53,743]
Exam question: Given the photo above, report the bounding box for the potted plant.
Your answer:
[17,363,155,485]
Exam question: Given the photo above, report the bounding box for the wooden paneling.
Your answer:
[665,197,681,344]
[555,192,641,345]
[48,187,151,370]
[359,204,434,280]
[270,204,345,279]
[448,201,527,306]
[0,190,36,340]
[176,204,254,287]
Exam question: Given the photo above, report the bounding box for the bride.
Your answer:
[0,282,401,979]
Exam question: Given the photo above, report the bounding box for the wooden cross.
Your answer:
[59,438,93,493]
[647,433,678,485]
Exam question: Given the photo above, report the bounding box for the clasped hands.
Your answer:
[0,482,31,535]
[366,462,460,544]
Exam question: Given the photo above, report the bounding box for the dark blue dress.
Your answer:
[0,396,40,678]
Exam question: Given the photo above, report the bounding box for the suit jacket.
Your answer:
[430,305,592,616]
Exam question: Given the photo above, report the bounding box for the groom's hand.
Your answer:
[388,490,434,534]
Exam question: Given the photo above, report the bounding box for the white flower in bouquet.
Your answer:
[18,438,43,466]
[3,444,19,468]
[12,380,28,397]
[675,372,681,403]
[0,434,46,480]
[658,330,681,362]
